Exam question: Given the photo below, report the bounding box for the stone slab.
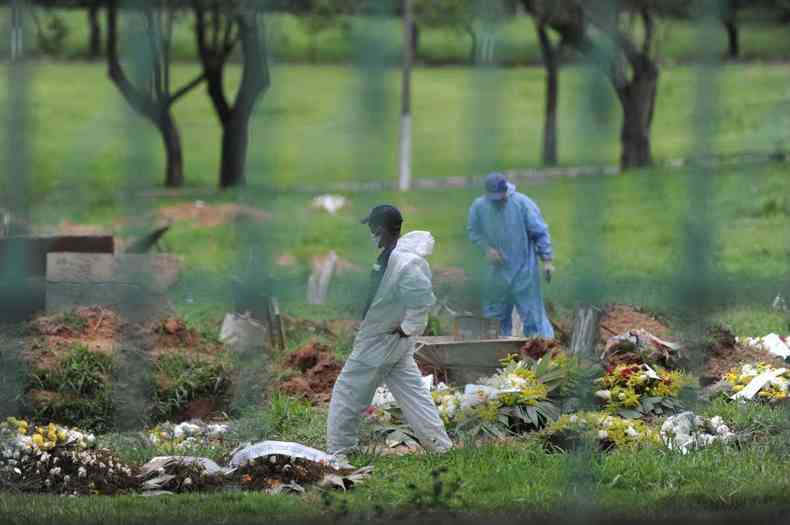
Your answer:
[47,253,181,293]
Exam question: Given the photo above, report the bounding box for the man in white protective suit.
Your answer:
[326,204,452,456]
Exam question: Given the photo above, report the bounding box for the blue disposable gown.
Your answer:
[466,183,554,337]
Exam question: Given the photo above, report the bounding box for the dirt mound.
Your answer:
[158,202,270,228]
[702,328,786,384]
[599,305,672,342]
[280,341,343,403]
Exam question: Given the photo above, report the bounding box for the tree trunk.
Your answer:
[467,27,478,64]
[159,110,184,188]
[618,57,658,170]
[219,116,250,188]
[724,19,739,60]
[537,24,558,166]
[88,4,102,59]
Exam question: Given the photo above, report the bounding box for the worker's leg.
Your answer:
[483,296,515,336]
[384,349,452,453]
[326,357,385,455]
[513,279,554,338]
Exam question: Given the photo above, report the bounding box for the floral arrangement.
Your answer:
[539,411,661,452]
[723,363,789,402]
[0,417,136,496]
[369,353,566,442]
[146,421,231,455]
[594,363,693,419]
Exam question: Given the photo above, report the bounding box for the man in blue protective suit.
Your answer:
[467,172,555,338]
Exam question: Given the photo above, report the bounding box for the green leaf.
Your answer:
[526,406,538,426]
[617,409,642,419]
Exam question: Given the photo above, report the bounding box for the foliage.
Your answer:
[26,345,115,433]
[594,363,696,419]
[152,352,232,420]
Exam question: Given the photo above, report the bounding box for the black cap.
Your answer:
[361,204,403,233]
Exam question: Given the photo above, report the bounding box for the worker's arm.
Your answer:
[396,259,436,337]
[524,200,553,261]
[466,201,491,254]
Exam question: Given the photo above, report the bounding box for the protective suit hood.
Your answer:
[396,231,435,258]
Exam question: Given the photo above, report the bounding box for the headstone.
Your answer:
[306,251,337,305]
[569,306,602,357]
[46,253,181,317]
[0,236,114,321]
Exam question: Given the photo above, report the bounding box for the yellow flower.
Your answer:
[32,434,45,447]
[623,390,641,408]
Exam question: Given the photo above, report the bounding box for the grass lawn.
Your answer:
[1,397,790,524]
[2,9,790,65]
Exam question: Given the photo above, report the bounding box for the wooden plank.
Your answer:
[569,306,602,357]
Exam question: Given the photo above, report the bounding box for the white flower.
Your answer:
[183,477,193,486]
[618,392,626,400]
[625,426,639,438]
[598,430,609,440]
[595,390,612,401]
[601,416,614,428]
[709,416,723,428]
[51,467,61,477]
[569,415,578,424]
[64,475,71,483]
[99,463,106,470]
[13,468,21,476]
[78,467,87,478]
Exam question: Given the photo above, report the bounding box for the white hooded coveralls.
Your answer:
[326,231,452,454]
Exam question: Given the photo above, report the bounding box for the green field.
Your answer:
[1,57,790,523]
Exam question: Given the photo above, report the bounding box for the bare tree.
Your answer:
[106,0,205,187]
[191,0,271,188]
[535,20,560,166]
[523,1,669,169]
[87,0,103,58]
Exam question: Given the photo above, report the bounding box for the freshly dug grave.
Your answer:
[701,325,786,384]
[13,307,231,430]
[279,341,343,404]
[599,304,673,343]
[158,202,270,229]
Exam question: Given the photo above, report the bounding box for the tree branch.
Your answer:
[169,72,206,105]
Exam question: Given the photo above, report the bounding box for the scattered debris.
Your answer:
[139,456,228,493]
[771,293,788,312]
[219,313,269,353]
[723,363,789,402]
[520,337,562,361]
[307,252,338,306]
[602,329,683,368]
[158,202,270,229]
[279,341,343,403]
[660,412,735,454]
[738,334,790,360]
[311,195,348,215]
